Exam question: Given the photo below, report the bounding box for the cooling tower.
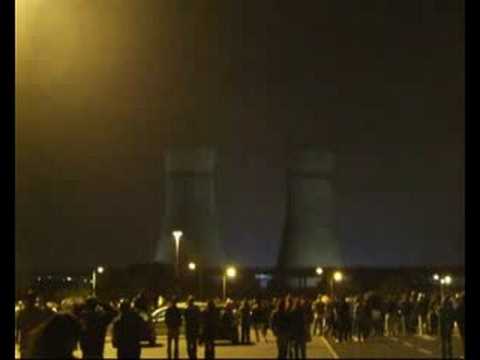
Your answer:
[155,147,225,267]
[278,149,341,269]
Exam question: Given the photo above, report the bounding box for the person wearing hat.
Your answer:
[112,299,144,359]
[184,295,201,359]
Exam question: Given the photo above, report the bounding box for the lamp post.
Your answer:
[172,230,183,278]
[91,266,104,296]
[188,262,198,297]
[315,267,323,290]
[433,274,452,302]
[442,275,452,301]
[330,271,343,297]
[223,266,237,300]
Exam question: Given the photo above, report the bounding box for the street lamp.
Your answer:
[172,230,183,278]
[443,275,452,285]
[223,266,237,300]
[330,271,344,297]
[92,266,105,296]
[434,274,453,301]
[316,267,324,276]
[188,262,196,271]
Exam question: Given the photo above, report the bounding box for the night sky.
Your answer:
[15,0,464,271]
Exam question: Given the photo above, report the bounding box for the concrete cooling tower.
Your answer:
[155,147,225,267]
[278,149,341,269]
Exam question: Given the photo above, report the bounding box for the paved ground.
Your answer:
[15,332,336,359]
[15,332,464,358]
[325,333,464,359]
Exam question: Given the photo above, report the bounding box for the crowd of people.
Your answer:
[15,288,465,359]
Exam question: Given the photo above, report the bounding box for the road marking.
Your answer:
[403,341,413,348]
[417,347,433,355]
[321,337,339,359]
[390,337,399,342]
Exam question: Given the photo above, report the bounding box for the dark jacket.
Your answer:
[17,305,53,356]
[185,305,201,336]
[165,305,182,332]
[439,300,455,334]
[79,304,117,357]
[456,297,465,328]
[112,310,144,356]
[240,304,251,325]
[27,313,82,359]
[202,307,219,341]
[271,310,290,338]
[290,307,307,341]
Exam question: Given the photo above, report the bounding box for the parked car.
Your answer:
[151,301,239,344]
[137,309,157,346]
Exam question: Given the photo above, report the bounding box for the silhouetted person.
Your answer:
[271,298,290,359]
[303,298,314,342]
[291,298,307,359]
[330,297,340,342]
[221,300,238,344]
[439,296,455,359]
[239,300,252,344]
[357,297,370,342]
[417,293,429,336]
[455,293,465,356]
[261,299,271,343]
[79,297,117,359]
[251,300,263,343]
[165,297,182,359]
[184,296,201,359]
[404,293,415,335]
[428,297,440,336]
[202,300,218,359]
[27,312,82,359]
[312,295,326,336]
[324,301,335,337]
[337,297,351,343]
[133,291,149,313]
[112,300,144,359]
[16,290,53,358]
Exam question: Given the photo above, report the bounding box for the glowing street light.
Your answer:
[223,266,237,300]
[188,261,204,299]
[92,266,105,296]
[172,230,183,278]
[434,274,453,301]
[316,267,324,276]
[330,271,344,296]
[226,267,237,278]
[333,271,343,283]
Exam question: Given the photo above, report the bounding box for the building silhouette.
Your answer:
[155,147,225,268]
[278,148,341,270]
